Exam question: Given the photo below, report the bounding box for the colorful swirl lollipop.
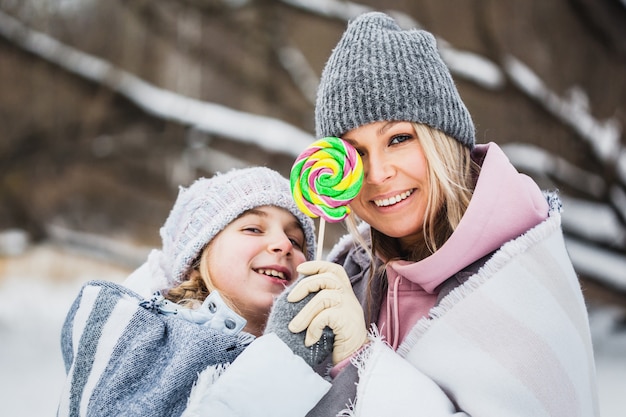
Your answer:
[290,137,364,223]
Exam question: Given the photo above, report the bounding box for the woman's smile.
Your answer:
[372,188,416,208]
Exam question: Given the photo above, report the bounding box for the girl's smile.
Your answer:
[253,264,292,285]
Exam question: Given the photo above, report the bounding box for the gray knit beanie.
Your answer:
[158,167,316,288]
[315,11,475,148]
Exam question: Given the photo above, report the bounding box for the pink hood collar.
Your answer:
[387,142,549,292]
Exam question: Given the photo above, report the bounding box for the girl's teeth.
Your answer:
[258,269,285,280]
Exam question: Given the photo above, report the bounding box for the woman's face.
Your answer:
[343,121,429,247]
[203,206,307,331]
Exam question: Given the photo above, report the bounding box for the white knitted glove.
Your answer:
[288,261,368,365]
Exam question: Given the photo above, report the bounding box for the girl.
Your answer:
[200,12,599,417]
[56,167,328,417]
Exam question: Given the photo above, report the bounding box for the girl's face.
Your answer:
[204,206,307,332]
[343,121,429,248]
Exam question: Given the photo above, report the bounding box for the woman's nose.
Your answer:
[365,153,393,185]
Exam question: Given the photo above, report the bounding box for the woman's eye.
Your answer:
[389,134,412,145]
[243,227,262,234]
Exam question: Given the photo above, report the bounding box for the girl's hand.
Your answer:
[288,261,368,365]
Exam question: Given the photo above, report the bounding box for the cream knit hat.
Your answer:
[158,167,316,287]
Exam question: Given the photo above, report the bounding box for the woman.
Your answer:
[202,12,599,417]
[57,167,329,417]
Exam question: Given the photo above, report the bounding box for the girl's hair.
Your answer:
[163,248,212,308]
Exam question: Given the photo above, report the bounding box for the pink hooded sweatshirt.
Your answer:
[378,142,549,349]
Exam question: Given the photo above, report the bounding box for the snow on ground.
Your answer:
[0,244,624,416]
[0,244,130,416]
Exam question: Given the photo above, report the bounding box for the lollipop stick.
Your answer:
[316,218,326,261]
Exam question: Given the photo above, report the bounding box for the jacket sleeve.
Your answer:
[351,339,468,417]
[182,333,331,417]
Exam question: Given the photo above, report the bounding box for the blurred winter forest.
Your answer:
[1,0,625,299]
[0,0,625,415]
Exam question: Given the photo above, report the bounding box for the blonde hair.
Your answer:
[369,123,479,262]
[163,247,212,308]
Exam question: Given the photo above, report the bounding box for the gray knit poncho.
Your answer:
[57,280,253,417]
